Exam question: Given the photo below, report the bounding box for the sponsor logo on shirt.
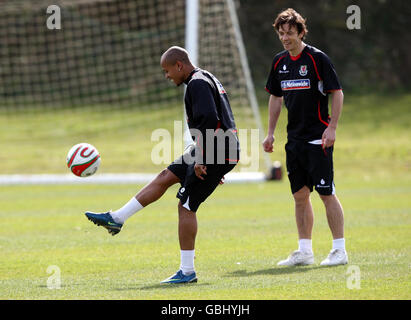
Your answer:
[281,79,311,91]
[279,64,289,74]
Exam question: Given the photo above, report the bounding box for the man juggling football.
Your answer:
[85,46,240,284]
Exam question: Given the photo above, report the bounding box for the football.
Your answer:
[66,143,101,177]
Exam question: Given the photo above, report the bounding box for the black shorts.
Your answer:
[285,140,335,195]
[168,151,236,212]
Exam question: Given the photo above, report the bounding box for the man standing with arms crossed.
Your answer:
[263,8,348,266]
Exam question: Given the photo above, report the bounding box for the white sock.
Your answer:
[298,239,313,254]
[332,238,346,251]
[180,250,195,275]
[109,197,143,224]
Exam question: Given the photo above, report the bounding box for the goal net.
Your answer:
[0,0,275,181]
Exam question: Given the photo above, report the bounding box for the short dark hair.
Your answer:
[273,8,308,40]
[161,46,190,65]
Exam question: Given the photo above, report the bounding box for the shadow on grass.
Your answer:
[224,265,335,278]
[113,282,211,291]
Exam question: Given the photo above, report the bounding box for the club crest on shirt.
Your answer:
[211,76,226,94]
[216,80,226,94]
[299,65,308,76]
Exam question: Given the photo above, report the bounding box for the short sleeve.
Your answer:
[318,53,342,92]
[265,57,283,97]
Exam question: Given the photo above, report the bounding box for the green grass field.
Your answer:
[0,94,410,300]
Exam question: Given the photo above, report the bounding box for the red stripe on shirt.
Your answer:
[306,52,322,81]
[318,101,329,126]
[273,55,286,71]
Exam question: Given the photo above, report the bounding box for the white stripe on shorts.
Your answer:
[308,139,322,145]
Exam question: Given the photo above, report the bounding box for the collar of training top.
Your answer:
[184,68,201,85]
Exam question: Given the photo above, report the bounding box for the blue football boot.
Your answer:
[85,211,123,236]
[160,270,197,284]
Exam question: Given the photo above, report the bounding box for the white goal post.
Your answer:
[184,0,273,176]
[0,0,281,185]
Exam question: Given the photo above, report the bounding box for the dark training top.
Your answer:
[265,45,342,142]
[184,68,240,165]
